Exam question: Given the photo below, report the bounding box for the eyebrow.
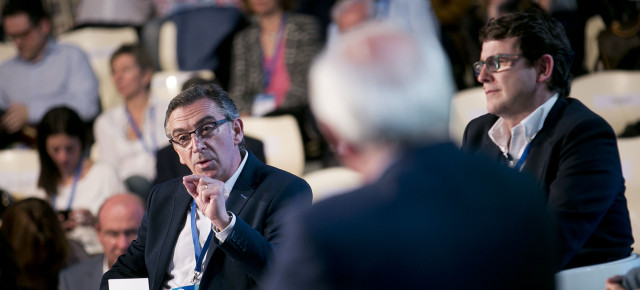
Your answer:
[171,115,220,135]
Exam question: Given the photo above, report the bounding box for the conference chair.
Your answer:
[0,148,41,198]
[303,166,363,203]
[570,71,640,135]
[58,27,138,111]
[556,253,640,290]
[618,136,640,253]
[449,86,487,146]
[158,6,243,72]
[242,115,305,177]
[0,41,16,62]
[150,69,215,102]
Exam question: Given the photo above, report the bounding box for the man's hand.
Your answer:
[183,175,230,231]
[1,103,28,133]
[605,275,627,290]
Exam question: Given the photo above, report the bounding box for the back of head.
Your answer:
[310,21,455,148]
[0,198,69,279]
[1,0,49,24]
[480,8,573,97]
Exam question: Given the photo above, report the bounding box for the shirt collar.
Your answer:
[223,150,249,197]
[489,93,559,154]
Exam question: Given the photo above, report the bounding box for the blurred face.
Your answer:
[3,13,50,62]
[477,38,537,119]
[46,133,83,176]
[168,98,244,181]
[97,202,144,268]
[111,53,151,100]
[248,0,280,15]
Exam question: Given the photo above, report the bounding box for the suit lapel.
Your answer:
[200,153,260,286]
[152,183,192,289]
[521,97,568,181]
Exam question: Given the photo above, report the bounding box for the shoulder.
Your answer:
[95,106,124,126]
[60,254,102,276]
[288,13,318,26]
[548,97,614,135]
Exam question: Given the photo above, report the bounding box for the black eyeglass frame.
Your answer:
[473,54,523,76]
[168,118,231,148]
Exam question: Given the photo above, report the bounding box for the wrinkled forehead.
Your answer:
[168,99,222,133]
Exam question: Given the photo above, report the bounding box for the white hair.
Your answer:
[310,21,455,147]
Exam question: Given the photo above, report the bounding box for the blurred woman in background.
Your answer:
[36,106,124,255]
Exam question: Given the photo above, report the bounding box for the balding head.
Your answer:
[96,193,145,268]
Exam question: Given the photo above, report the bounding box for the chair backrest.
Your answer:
[584,14,606,73]
[0,149,41,198]
[150,69,215,102]
[570,71,640,135]
[58,27,139,111]
[241,115,305,176]
[449,86,487,146]
[556,253,640,290]
[0,41,16,62]
[158,6,243,71]
[618,136,640,252]
[303,166,363,203]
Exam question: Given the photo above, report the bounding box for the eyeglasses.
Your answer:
[7,25,36,42]
[169,119,230,148]
[473,54,523,76]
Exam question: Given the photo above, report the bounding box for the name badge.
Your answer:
[252,93,276,117]
[172,285,199,290]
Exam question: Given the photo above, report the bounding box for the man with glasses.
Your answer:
[101,84,312,290]
[0,0,99,149]
[59,193,145,290]
[462,8,632,270]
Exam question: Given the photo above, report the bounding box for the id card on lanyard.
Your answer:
[174,200,213,289]
[51,161,83,212]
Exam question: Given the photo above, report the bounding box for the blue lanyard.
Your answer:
[514,141,534,171]
[51,160,83,211]
[262,14,288,88]
[124,105,157,155]
[190,200,214,275]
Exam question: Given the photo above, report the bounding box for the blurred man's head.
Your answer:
[332,0,374,32]
[1,0,51,62]
[310,22,455,177]
[96,193,145,268]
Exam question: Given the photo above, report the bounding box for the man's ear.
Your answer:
[232,118,244,145]
[536,54,554,83]
[38,18,52,35]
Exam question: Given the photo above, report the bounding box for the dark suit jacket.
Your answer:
[59,254,103,290]
[101,152,312,290]
[263,143,557,290]
[461,97,633,269]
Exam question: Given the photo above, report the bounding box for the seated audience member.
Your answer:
[59,193,145,290]
[263,22,557,290]
[1,198,87,290]
[0,0,100,149]
[229,0,320,117]
[461,8,632,269]
[94,44,168,200]
[37,107,125,255]
[101,84,312,290]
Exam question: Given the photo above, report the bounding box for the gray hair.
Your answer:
[164,84,240,139]
[310,21,455,147]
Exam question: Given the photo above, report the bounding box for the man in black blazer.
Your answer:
[101,84,312,290]
[263,21,557,290]
[461,8,632,270]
